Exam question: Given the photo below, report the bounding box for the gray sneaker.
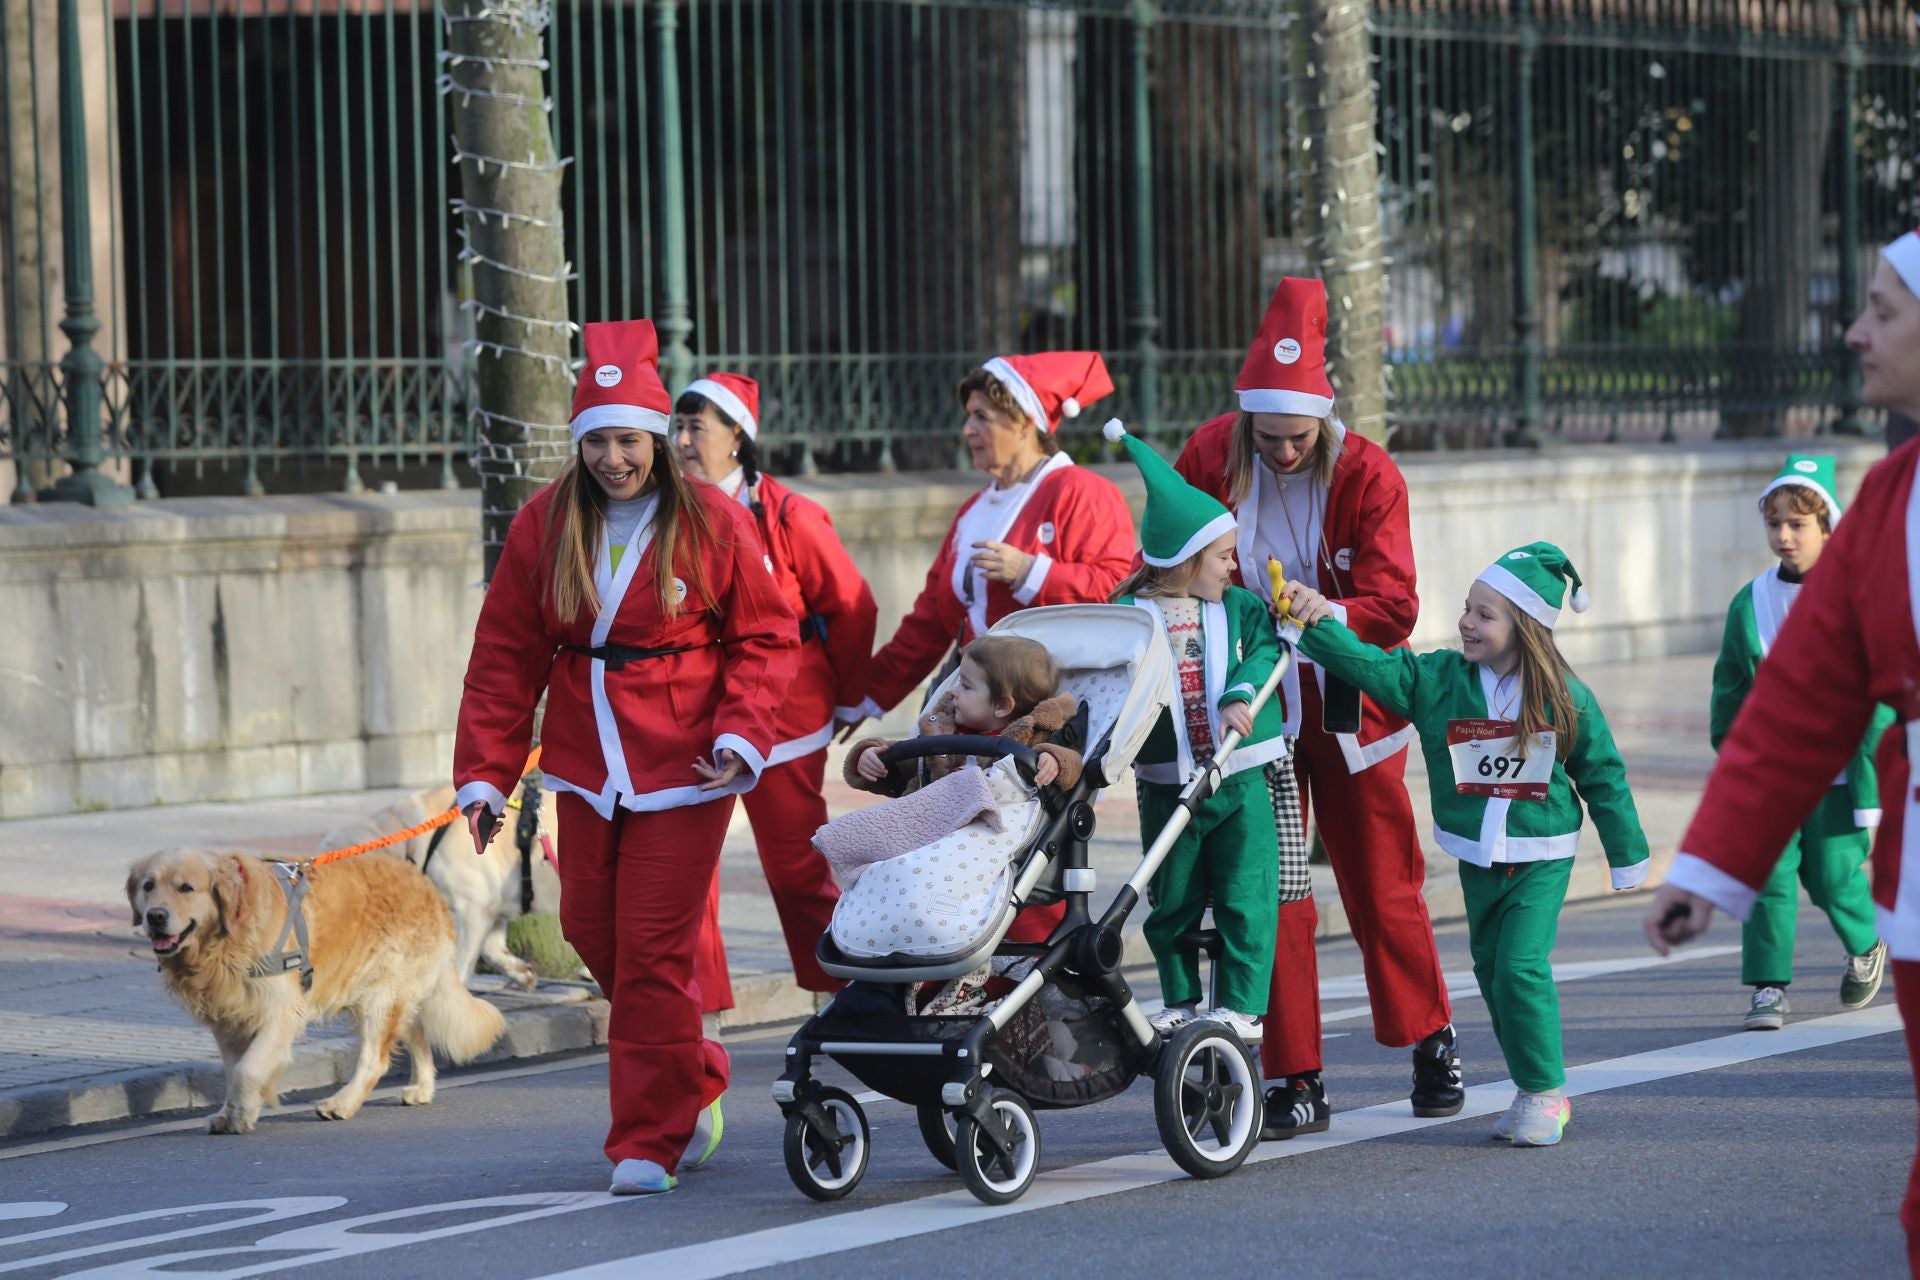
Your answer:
[1491,1093,1522,1142]
[1744,985,1788,1031]
[1841,940,1888,1009]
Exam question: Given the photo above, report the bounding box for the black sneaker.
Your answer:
[1411,1023,1464,1117]
[1261,1074,1330,1141]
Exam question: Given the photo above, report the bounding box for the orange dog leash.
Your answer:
[309,746,542,866]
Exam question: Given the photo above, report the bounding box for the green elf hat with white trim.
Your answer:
[1104,419,1238,567]
[1760,453,1843,524]
[1476,541,1588,629]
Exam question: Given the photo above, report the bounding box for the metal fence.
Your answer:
[2,0,1916,499]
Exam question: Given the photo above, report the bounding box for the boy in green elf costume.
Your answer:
[1104,420,1290,1045]
[1710,453,1889,1031]
[1280,541,1648,1147]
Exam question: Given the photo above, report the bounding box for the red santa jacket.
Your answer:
[1668,439,1920,960]
[865,455,1138,713]
[454,480,799,821]
[739,473,878,763]
[1174,413,1418,772]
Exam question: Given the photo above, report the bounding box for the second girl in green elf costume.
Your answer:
[1710,453,1890,1031]
[1280,542,1648,1146]
[1106,420,1289,1043]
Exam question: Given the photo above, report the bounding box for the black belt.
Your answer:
[565,642,701,671]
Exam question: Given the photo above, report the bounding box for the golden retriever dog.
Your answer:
[127,848,507,1134]
[318,784,564,992]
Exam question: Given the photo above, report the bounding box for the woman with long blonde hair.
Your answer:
[1173,277,1454,1140]
[454,320,798,1195]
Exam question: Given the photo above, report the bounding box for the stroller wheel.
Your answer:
[953,1088,1040,1206]
[1154,1021,1264,1179]
[916,1103,958,1171]
[783,1086,870,1202]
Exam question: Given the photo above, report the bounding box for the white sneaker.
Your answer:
[1491,1093,1523,1141]
[1148,1003,1199,1034]
[1508,1091,1570,1147]
[609,1158,676,1195]
[1200,1008,1263,1043]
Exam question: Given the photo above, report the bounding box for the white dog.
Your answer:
[320,784,565,992]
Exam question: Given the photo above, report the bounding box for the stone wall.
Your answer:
[0,440,1885,818]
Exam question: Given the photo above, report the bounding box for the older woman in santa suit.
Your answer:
[846,352,1137,725]
[454,320,797,1196]
[672,371,878,995]
[1174,278,1456,1138]
[1649,231,1920,1275]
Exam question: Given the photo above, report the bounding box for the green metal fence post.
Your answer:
[41,0,129,506]
[1506,0,1541,449]
[653,0,694,398]
[1125,0,1160,436]
[1832,0,1867,437]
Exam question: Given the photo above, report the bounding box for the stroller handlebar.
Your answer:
[878,734,1043,780]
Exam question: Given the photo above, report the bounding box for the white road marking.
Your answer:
[1318,943,1744,1023]
[0,1199,344,1275]
[536,1003,1902,1280]
[0,1205,63,1222]
[0,1053,612,1162]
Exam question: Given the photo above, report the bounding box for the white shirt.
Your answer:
[1255,469,1322,592]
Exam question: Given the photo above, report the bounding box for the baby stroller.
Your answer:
[773,602,1290,1205]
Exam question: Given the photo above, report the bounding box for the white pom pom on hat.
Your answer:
[1570,588,1591,614]
[1062,397,1082,419]
[1103,418,1128,442]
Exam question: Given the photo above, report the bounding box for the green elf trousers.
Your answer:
[1742,786,1877,987]
[1460,857,1574,1093]
[1139,768,1279,1014]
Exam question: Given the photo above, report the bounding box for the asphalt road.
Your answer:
[1,895,1908,1279]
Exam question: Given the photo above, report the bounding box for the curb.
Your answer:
[1,849,1671,1143]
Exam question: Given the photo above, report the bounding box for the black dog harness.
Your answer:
[247,861,315,991]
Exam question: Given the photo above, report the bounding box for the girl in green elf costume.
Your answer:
[1104,420,1290,1044]
[1710,453,1890,1032]
[1280,542,1648,1147]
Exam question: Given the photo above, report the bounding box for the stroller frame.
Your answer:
[774,631,1292,1205]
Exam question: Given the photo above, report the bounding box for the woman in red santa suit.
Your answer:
[1174,278,1458,1137]
[838,352,1136,944]
[1649,231,1920,1275]
[455,321,797,1196]
[672,371,877,994]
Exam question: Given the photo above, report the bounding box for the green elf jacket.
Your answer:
[1710,566,1891,829]
[1297,619,1650,889]
[1124,585,1290,787]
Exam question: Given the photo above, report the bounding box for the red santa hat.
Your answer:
[1884,229,1920,298]
[570,319,671,442]
[680,371,761,440]
[1235,278,1336,420]
[977,351,1114,434]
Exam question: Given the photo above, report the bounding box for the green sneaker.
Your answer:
[1841,940,1888,1009]
[682,1097,724,1171]
[1744,985,1788,1031]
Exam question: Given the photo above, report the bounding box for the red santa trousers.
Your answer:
[1895,960,1920,1277]
[741,749,845,992]
[1262,676,1452,1079]
[556,791,733,1171]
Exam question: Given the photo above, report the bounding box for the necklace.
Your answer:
[1270,467,1325,581]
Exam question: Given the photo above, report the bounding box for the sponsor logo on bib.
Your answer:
[594,364,623,387]
[1273,337,1302,365]
[1038,521,1056,545]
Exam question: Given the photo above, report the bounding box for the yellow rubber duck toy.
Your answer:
[1267,556,1292,622]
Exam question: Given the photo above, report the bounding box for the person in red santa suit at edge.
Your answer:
[671,370,878,996]
[837,351,1137,943]
[1174,277,1459,1138]
[1648,228,1920,1276]
[454,320,798,1196]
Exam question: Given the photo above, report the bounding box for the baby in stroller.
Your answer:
[825,636,1087,1015]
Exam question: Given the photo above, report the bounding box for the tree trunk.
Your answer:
[446,0,571,579]
[1293,0,1387,443]
[1722,60,1833,439]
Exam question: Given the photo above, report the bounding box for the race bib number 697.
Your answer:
[1447,718,1554,801]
